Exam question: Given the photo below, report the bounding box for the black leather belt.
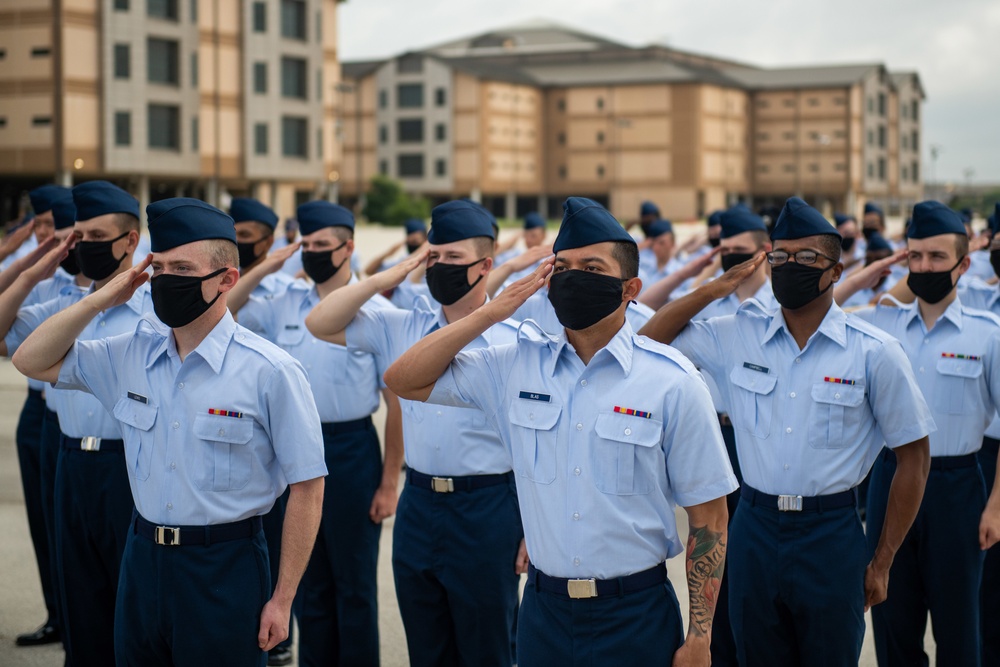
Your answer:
[406,468,513,493]
[134,513,263,546]
[741,484,857,512]
[60,435,124,453]
[528,562,666,599]
[321,416,373,437]
[882,448,978,471]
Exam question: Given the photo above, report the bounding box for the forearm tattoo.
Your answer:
[685,523,726,638]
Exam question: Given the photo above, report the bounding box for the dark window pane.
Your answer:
[435,159,446,176]
[31,117,52,127]
[189,0,197,22]
[878,126,886,148]
[397,84,423,108]
[378,90,387,109]
[115,0,129,10]
[190,51,198,87]
[147,38,179,85]
[114,111,131,146]
[397,55,423,73]
[280,0,306,40]
[378,125,387,144]
[912,161,919,182]
[191,116,199,150]
[435,88,446,106]
[398,119,423,143]
[878,158,886,180]
[114,43,130,79]
[281,57,307,99]
[254,122,268,155]
[397,154,424,177]
[252,1,266,31]
[281,116,308,157]
[911,130,919,152]
[435,123,446,141]
[379,160,387,175]
[147,0,178,20]
[148,104,180,149]
[316,128,322,157]
[253,62,267,94]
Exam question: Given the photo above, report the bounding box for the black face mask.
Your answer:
[548,270,625,331]
[862,227,878,241]
[237,237,269,270]
[151,268,226,328]
[406,242,422,255]
[301,243,347,284]
[721,252,754,273]
[60,250,81,276]
[771,262,835,310]
[991,250,1000,280]
[708,237,721,248]
[426,258,486,306]
[907,259,962,304]
[841,236,856,253]
[75,231,129,281]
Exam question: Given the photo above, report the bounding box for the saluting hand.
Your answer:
[855,249,907,293]
[86,254,151,312]
[371,246,430,292]
[258,241,301,276]
[482,256,553,325]
[19,235,69,284]
[708,252,766,300]
[677,246,722,281]
[0,220,36,260]
[505,243,554,273]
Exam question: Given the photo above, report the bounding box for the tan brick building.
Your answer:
[0,0,343,221]
[340,21,924,222]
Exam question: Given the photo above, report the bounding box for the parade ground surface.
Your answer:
[0,222,931,665]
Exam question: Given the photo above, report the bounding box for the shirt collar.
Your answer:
[898,294,965,331]
[145,310,236,374]
[545,318,635,376]
[762,300,848,349]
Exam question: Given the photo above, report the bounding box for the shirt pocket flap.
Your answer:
[594,413,662,448]
[936,358,983,379]
[508,400,561,431]
[729,366,778,396]
[276,326,306,346]
[811,383,866,407]
[113,397,157,431]
[193,413,254,445]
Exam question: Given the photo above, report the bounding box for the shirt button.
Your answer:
[795,358,802,364]
[99,321,106,327]
[172,421,180,429]
[178,382,184,389]
[624,428,632,436]
[572,512,580,520]
[218,428,225,436]
[785,427,792,434]
[574,467,581,476]
[576,423,583,431]
[166,503,173,510]
[437,411,442,416]
[573,557,581,566]
[784,464,789,470]
[580,379,588,387]
[834,393,841,399]
[919,367,925,373]
[636,339,645,346]
[237,333,246,340]
[789,392,796,398]
[170,462,176,470]
[529,413,534,420]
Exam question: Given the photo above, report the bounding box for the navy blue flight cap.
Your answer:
[29,185,71,215]
[51,198,76,230]
[553,197,635,253]
[707,210,724,227]
[229,197,278,230]
[906,201,967,239]
[147,198,236,252]
[403,218,427,235]
[833,213,857,227]
[720,204,767,239]
[72,181,139,221]
[865,233,892,253]
[640,201,660,218]
[524,212,545,230]
[992,203,1000,234]
[427,200,496,244]
[647,219,673,238]
[297,201,354,236]
[863,202,884,218]
[959,208,974,224]
[771,197,840,240]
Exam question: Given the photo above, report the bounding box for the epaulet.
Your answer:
[962,305,1000,327]
[843,312,898,343]
[736,297,772,317]
[631,334,699,374]
[231,324,289,366]
[627,300,655,317]
[135,313,169,337]
[412,294,435,313]
[515,318,556,344]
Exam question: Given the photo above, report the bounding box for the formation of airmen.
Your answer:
[4,179,999,667]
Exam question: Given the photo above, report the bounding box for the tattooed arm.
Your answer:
[672,496,729,667]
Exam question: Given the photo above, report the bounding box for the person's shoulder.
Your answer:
[363,291,396,312]
[843,310,901,344]
[632,334,700,376]
[231,324,301,369]
[960,304,1000,329]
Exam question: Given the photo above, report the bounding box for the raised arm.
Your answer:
[639,247,720,309]
[0,220,38,263]
[227,242,300,316]
[833,249,906,306]
[485,244,553,297]
[363,241,404,277]
[0,236,72,356]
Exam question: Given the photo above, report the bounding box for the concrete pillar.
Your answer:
[469,188,481,204]
[57,171,73,187]
[137,175,150,227]
[205,178,219,209]
[505,191,516,222]
[536,194,548,219]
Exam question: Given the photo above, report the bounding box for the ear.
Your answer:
[217,267,240,293]
[623,276,642,301]
[957,253,971,276]
[345,238,355,255]
[830,262,844,285]
[127,229,140,253]
[480,256,494,274]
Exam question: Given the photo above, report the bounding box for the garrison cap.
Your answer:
[297,201,354,236]
[865,233,893,253]
[403,218,427,235]
[147,198,236,252]
[427,200,496,244]
[959,208,974,224]
[771,197,841,240]
[707,210,724,227]
[640,201,660,218]
[647,219,674,238]
[523,212,545,230]
[553,197,634,252]
[863,202,884,219]
[29,185,72,215]
[833,213,857,227]
[72,181,139,221]
[51,197,77,230]
[906,201,967,239]
[720,204,767,239]
[992,204,1000,234]
[229,198,278,230]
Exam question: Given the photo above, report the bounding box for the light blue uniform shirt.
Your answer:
[8,283,154,439]
[855,297,1000,457]
[498,255,545,293]
[638,256,684,293]
[20,269,85,394]
[510,286,654,336]
[0,234,38,271]
[841,273,900,310]
[494,248,519,267]
[55,311,326,525]
[346,299,517,476]
[427,320,737,579]
[390,277,435,310]
[241,278,394,423]
[967,250,995,284]
[673,302,935,496]
[959,279,1000,437]
[236,272,295,337]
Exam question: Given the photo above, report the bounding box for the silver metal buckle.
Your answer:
[431,477,454,493]
[154,526,181,546]
[80,436,102,452]
[777,495,803,511]
[567,579,598,599]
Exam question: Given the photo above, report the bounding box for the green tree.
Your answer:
[362,175,430,226]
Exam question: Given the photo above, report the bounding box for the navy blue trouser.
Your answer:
[114,518,270,666]
[982,437,1000,667]
[392,474,522,667]
[297,418,382,667]
[713,419,739,667]
[54,437,133,667]
[39,406,63,642]
[729,496,867,666]
[261,486,293,653]
[517,573,684,666]
[14,389,59,628]
[867,449,986,667]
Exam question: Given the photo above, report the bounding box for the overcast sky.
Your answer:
[340,0,1000,184]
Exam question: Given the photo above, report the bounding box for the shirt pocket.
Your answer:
[592,412,663,495]
[936,358,983,415]
[276,326,306,349]
[192,413,255,491]
[728,366,777,439]
[508,401,561,484]
[113,397,157,482]
[808,383,866,449]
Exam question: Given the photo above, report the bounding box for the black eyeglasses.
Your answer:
[766,250,838,267]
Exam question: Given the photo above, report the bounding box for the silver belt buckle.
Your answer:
[777,494,803,511]
[567,578,598,599]
[431,477,454,493]
[80,436,102,452]
[154,526,181,546]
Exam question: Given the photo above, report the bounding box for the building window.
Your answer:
[757,132,769,141]
[114,111,131,146]
[31,47,52,57]
[316,69,322,102]
[902,135,908,150]
[378,125,387,144]
[833,130,845,139]
[911,101,918,121]
[252,1,266,31]
[912,161,919,182]
[596,164,605,178]
[0,117,7,127]
[398,119,424,143]
[783,98,795,108]
[783,131,795,141]
[0,49,6,59]
[115,0,129,9]
[147,38,179,85]
[191,116,199,150]
[808,163,819,173]
[253,62,267,93]
[435,159,446,176]
[378,160,388,175]
[254,122,268,155]
[397,83,423,108]
[148,104,180,149]
[834,163,846,172]
[756,99,769,109]
[316,128,322,157]
[758,165,770,174]
[558,166,567,179]
[435,88,446,107]
[878,93,886,117]
[396,55,423,74]
[557,132,566,145]
[32,116,52,127]
[114,44,130,79]
[911,130,919,152]
[878,158,886,181]
[807,97,819,106]
[902,105,908,119]
[557,99,566,112]
[867,162,874,178]
[435,123,446,141]
[378,90,387,109]
[189,0,197,21]
[783,164,796,173]
[878,126,886,148]
[397,154,424,177]
[280,57,307,99]
[867,97,873,113]
[281,116,308,157]
[902,166,908,181]
[147,0,178,20]
[867,129,873,146]
[595,97,605,110]
[280,0,306,40]
[833,97,846,106]
[190,52,198,87]
[596,131,605,144]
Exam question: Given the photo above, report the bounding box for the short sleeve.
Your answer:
[260,360,327,484]
[851,306,877,324]
[54,336,124,410]
[238,295,274,340]
[345,307,397,362]
[866,339,936,448]
[427,343,518,425]
[670,317,726,383]
[5,298,63,355]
